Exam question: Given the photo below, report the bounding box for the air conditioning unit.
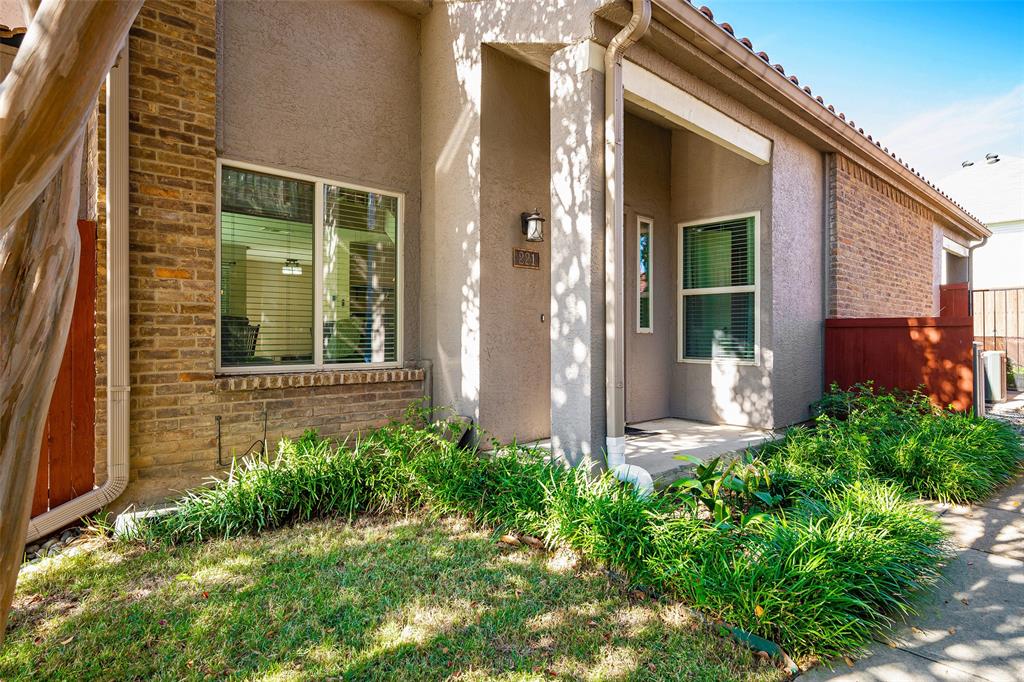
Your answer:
[983,350,1007,403]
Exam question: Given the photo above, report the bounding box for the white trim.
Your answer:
[677,211,761,366]
[622,60,772,166]
[215,158,404,375]
[942,236,969,258]
[636,215,654,333]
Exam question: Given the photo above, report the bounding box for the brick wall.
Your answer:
[94,1,423,507]
[828,154,938,318]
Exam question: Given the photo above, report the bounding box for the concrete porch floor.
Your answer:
[534,418,778,483]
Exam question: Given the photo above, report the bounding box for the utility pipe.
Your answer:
[604,0,651,470]
[26,44,130,542]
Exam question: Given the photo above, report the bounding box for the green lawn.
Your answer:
[1,516,783,681]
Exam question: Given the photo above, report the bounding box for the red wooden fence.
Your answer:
[939,283,970,318]
[825,316,974,411]
[31,220,97,517]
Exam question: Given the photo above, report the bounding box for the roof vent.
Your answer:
[986,153,1000,164]
[961,160,974,167]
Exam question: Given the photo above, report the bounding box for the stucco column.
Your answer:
[549,43,606,468]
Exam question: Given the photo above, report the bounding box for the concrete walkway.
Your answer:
[799,475,1024,682]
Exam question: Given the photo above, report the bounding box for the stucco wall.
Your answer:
[769,130,825,427]
[479,47,551,443]
[623,113,674,423]
[216,0,421,363]
[670,129,775,428]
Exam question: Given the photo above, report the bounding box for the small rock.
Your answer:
[60,530,75,543]
[41,538,57,550]
[25,544,39,555]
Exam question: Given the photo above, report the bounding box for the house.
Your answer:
[939,154,1024,390]
[939,154,1024,290]
[2,0,989,520]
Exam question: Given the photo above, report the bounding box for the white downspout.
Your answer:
[26,44,130,542]
[604,0,653,496]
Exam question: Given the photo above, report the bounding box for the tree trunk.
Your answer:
[0,146,82,642]
[0,0,143,645]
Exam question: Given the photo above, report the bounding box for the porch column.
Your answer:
[549,43,606,468]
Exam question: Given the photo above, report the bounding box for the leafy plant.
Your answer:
[669,453,781,529]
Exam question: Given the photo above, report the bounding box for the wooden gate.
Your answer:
[825,316,975,411]
[31,220,97,517]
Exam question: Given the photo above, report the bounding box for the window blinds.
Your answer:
[681,217,756,361]
[220,168,314,367]
[323,185,399,365]
[219,165,400,370]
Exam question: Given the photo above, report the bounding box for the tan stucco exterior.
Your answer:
[36,0,987,506]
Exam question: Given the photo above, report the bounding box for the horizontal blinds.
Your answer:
[683,217,753,289]
[683,292,755,360]
[323,185,399,364]
[220,167,314,367]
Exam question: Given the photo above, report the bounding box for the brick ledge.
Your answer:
[215,368,425,392]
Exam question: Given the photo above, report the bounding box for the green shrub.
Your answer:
[766,383,1023,503]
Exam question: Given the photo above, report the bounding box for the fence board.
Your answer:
[32,220,97,517]
[939,283,969,317]
[825,316,974,411]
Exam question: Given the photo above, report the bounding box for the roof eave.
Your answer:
[647,0,990,240]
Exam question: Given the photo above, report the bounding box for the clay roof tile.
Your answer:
[699,6,714,20]
[719,22,734,35]
[740,37,753,49]
[756,50,770,62]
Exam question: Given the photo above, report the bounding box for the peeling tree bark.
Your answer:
[0,0,142,644]
[0,148,82,641]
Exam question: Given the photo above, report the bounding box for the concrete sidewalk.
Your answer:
[799,475,1024,682]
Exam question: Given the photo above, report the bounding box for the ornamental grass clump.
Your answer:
[141,402,963,659]
[764,383,1023,504]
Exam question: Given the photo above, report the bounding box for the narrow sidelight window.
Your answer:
[637,217,653,333]
[679,214,758,363]
[217,162,402,372]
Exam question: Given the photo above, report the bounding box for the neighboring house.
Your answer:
[939,154,1024,290]
[1,1,988,510]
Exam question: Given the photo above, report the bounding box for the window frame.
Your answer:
[215,158,405,375]
[677,211,760,366]
[636,215,654,334]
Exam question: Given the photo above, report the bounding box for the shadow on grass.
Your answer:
[2,516,781,682]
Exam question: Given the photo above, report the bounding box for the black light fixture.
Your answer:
[521,209,545,242]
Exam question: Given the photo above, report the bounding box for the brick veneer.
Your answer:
[828,154,937,318]
[93,1,423,506]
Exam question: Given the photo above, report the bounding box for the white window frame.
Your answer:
[677,211,760,366]
[215,158,404,375]
[636,215,654,334]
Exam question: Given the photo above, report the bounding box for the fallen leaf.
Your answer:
[960,598,970,606]
[202,591,209,599]
[60,636,74,645]
[647,663,657,672]
[522,536,545,549]
[844,656,855,668]
[754,605,765,618]
[629,590,646,601]
[499,534,521,547]
[948,627,957,635]
[886,640,897,649]
[911,626,925,635]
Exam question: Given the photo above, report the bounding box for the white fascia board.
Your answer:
[622,59,772,166]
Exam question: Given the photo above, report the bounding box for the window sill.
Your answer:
[215,368,425,392]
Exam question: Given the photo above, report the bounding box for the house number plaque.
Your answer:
[512,248,540,270]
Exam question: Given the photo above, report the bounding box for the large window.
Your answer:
[636,216,653,333]
[218,162,401,372]
[678,213,758,363]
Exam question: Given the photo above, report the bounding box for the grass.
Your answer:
[8,388,1018,669]
[1,516,783,682]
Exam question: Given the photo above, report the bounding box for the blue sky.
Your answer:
[708,0,1024,182]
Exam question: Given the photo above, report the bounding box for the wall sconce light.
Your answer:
[521,209,545,242]
[282,258,303,276]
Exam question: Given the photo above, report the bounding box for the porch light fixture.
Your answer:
[282,258,303,276]
[521,209,545,242]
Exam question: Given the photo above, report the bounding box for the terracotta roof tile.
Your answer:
[694,4,983,224]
